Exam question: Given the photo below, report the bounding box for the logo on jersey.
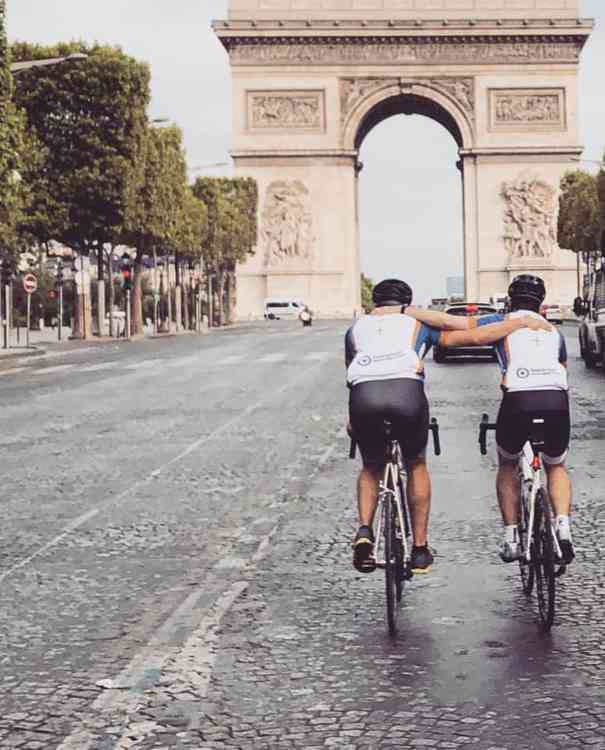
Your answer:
[516,367,530,379]
[358,355,372,367]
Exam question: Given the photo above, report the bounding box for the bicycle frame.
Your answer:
[518,436,563,563]
[373,446,410,570]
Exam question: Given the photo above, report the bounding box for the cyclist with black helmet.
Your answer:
[346,278,550,574]
[471,274,574,564]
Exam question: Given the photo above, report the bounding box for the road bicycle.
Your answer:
[479,414,567,631]
[350,418,441,636]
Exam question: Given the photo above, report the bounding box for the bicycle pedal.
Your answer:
[554,564,567,578]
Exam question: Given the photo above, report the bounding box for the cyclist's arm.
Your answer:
[405,306,470,331]
[440,315,550,347]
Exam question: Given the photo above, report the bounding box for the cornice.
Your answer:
[213,17,593,41]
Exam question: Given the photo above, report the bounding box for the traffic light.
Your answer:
[0,256,15,286]
[121,254,132,291]
[48,289,57,300]
[56,261,64,287]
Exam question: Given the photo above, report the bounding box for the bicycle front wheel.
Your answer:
[384,495,403,636]
[533,490,556,631]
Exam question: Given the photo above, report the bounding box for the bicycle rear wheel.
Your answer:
[533,490,556,631]
[518,485,534,596]
[384,494,403,636]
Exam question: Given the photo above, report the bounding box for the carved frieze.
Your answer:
[262,181,315,268]
[248,91,324,131]
[490,88,565,130]
[228,37,582,67]
[340,76,474,122]
[502,177,557,261]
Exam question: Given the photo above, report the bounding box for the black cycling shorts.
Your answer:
[496,390,570,465]
[349,378,429,467]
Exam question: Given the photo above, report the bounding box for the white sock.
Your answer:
[504,525,518,544]
[556,515,572,540]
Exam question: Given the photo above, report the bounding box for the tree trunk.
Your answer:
[71,253,93,340]
[227,271,237,324]
[96,248,105,337]
[131,248,145,337]
[108,253,115,338]
[183,276,190,330]
[217,271,226,327]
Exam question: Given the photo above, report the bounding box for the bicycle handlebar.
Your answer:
[348,417,442,459]
[478,413,497,455]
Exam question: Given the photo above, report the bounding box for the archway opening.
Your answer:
[357,100,465,307]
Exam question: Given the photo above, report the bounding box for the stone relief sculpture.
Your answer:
[339,76,474,122]
[493,91,562,125]
[502,178,558,261]
[229,38,582,67]
[250,92,322,129]
[262,181,314,267]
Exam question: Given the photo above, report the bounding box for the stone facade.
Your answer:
[214,2,592,319]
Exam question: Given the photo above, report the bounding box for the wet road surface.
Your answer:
[0,321,604,749]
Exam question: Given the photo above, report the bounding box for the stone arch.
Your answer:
[342,80,475,153]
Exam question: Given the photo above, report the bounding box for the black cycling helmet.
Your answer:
[372,278,413,307]
[508,274,546,311]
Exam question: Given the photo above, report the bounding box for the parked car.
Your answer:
[433,302,498,363]
[575,264,605,369]
[540,303,563,325]
[264,298,305,320]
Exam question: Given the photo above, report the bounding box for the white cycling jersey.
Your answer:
[345,313,440,386]
[479,310,568,392]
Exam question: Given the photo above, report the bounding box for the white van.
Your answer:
[264,298,305,320]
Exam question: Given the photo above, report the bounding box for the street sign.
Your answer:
[23,273,38,294]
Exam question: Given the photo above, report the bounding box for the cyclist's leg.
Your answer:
[495,394,526,561]
[393,381,433,572]
[542,399,573,562]
[349,382,388,570]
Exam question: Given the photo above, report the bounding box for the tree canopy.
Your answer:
[558,169,602,261]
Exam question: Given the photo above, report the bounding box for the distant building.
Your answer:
[446,276,465,298]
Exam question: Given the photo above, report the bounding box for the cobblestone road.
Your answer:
[0,321,603,749]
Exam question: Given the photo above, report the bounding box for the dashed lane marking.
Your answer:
[0,359,327,586]
[0,367,27,377]
[31,364,75,375]
[215,354,245,366]
[303,351,331,362]
[78,362,117,373]
[260,352,286,363]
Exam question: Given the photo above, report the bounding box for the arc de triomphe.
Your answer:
[214,1,593,318]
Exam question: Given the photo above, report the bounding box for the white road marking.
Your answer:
[31,364,75,375]
[0,367,27,377]
[79,362,116,373]
[124,359,162,370]
[215,354,245,366]
[260,352,286,363]
[303,351,330,362]
[0,361,325,585]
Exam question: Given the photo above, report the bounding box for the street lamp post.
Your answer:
[56,261,64,342]
[10,53,88,75]
[120,253,133,339]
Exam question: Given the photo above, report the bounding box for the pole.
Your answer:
[208,274,213,329]
[126,289,131,339]
[3,283,9,349]
[58,285,63,342]
[26,293,31,348]
[576,252,581,297]
[153,247,159,335]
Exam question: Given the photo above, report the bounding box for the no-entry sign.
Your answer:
[23,273,38,294]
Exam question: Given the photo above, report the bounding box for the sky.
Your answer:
[7,1,605,305]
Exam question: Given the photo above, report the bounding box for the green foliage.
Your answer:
[361,273,374,312]
[12,42,151,254]
[558,170,602,259]
[0,3,33,251]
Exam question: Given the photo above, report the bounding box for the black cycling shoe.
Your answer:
[411,545,434,574]
[557,536,575,565]
[353,526,376,573]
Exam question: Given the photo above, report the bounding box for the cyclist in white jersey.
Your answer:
[475,275,574,564]
[347,279,550,574]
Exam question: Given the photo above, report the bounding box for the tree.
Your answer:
[361,273,374,312]
[192,177,258,325]
[12,42,150,338]
[0,3,34,254]
[558,170,601,262]
[123,125,188,335]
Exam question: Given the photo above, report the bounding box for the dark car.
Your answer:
[433,303,498,363]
